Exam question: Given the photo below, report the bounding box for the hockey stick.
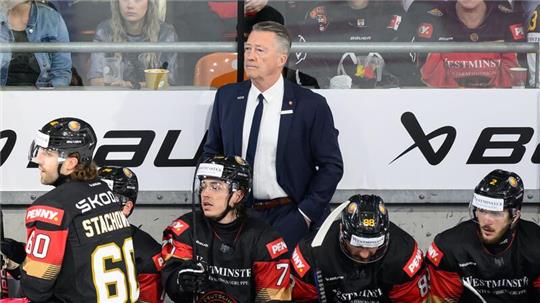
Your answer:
[462,278,487,303]
[0,210,9,298]
[310,201,350,303]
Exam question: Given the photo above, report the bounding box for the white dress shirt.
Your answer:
[242,76,288,200]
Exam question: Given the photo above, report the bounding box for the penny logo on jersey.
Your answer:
[26,205,64,226]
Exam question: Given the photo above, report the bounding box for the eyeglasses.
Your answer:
[199,180,229,193]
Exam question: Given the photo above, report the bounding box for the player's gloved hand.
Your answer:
[1,238,26,270]
[176,260,208,294]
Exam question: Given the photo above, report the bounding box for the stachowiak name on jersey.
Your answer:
[161,211,291,303]
[21,179,139,302]
[290,221,428,303]
[426,220,540,303]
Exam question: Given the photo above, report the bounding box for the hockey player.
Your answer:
[427,169,540,302]
[291,194,428,303]
[98,166,164,303]
[0,117,139,302]
[161,156,291,302]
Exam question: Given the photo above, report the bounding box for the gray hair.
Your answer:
[251,21,291,54]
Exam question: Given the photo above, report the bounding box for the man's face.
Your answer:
[244,31,287,83]
[199,178,232,220]
[343,241,379,262]
[476,208,512,244]
[119,0,148,23]
[35,148,61,185]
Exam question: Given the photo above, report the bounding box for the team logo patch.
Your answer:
[26,205,64,226]
[68,120,80,132]
[292,246,310,278]
[266,238,288,259]
[346,202,357,214]
[403,243,423,278]
[387,15,402,31]
[417,23,433,39]
[510,24,525,40]
[198,290,237,303]
[427,242,444,267]
[169,219,189,236]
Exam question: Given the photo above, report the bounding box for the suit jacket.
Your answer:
[204,78,343,225]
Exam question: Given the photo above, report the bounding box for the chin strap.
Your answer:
[51,163,70,187]
[212,193,236,222]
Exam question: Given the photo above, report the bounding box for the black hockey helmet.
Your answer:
[340,194,390,264]
[29,117,97,165]
[196,156,252,200]
[98,166,139,205]
[471,169,524,218]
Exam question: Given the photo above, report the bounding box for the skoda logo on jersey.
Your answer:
[390,112,456,165]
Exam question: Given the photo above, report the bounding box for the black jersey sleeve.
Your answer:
[290,236,318,302]
[161,214,195,303]
[20,198,69,302]
[133,226,164,303]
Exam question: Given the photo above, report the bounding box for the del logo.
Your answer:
[292,246,310,278]
[26,205,64,226]
[403,244,423,278]
[170,219,189,236]
[266,238,288,259]
[427,242,443,266]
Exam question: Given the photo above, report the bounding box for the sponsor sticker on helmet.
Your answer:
[472,193,504,211]
[350,234,385,248]
[508,176,518,187]
[346,202,357,214]
[34,131,50,148]
[68,120,81,132]
[197,163,224,178]
[123,168,133,178]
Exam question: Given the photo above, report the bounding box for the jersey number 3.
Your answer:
[91,238,139,303]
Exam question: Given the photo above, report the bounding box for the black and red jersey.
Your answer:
[290,221,428,303]
[426,219,540,302]
[413,1,525,87]
[161,212,291,303]
[20,179,139,302]
[132,225,164,303]
[293,1,407,88]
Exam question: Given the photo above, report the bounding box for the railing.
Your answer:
[1,41,539,86]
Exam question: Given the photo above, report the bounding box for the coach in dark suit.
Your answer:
[204,21,343,248]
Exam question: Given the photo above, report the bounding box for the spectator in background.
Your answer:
[0,0,71,87]
[88,0,179,87]
[527,2,540,86]
[293,0,409,88]
[413,0,526,88]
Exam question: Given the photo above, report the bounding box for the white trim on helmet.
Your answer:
[471,193,504,212]
[350,234,385,248]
